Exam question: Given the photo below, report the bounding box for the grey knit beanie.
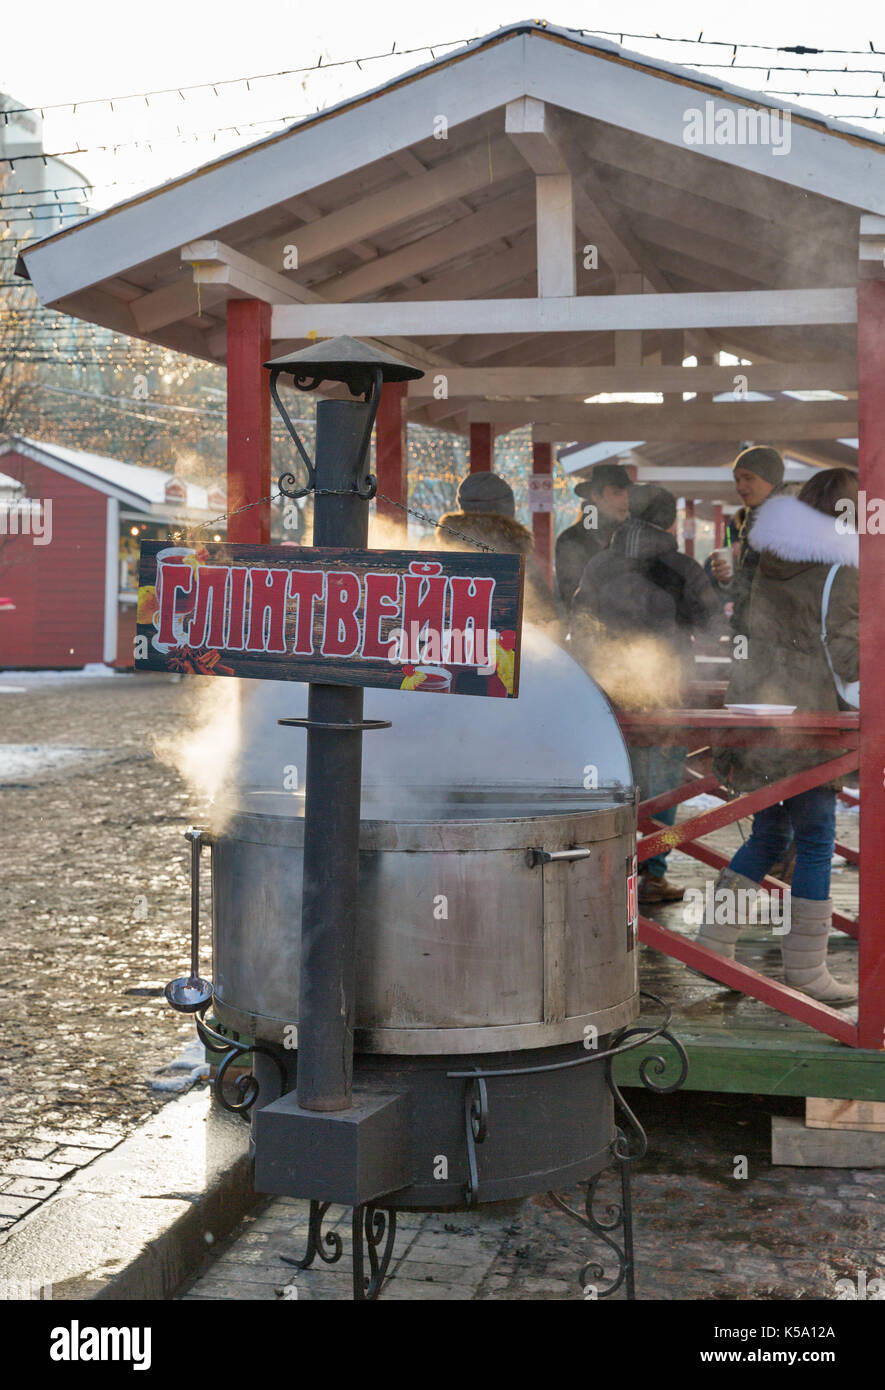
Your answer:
[628,483,677,531]
[456,471,516,518]
[732,445,784,488]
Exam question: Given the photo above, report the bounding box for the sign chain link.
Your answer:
[166,488,498,553]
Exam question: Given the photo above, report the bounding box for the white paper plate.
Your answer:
[724,703,797,716]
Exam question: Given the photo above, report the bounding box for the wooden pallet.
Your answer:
[772,1114,885,1166]
[806,1097,885,1131]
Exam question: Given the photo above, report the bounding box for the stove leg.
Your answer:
[549,1136,636,1301]
[352,1204,398,1301]
[280,1199,343,1272]
[619,1150,636,1301]
[281,1201,397,1299]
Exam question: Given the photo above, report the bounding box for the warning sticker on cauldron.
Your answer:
[135,542,524,698]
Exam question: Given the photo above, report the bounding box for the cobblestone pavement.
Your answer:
[181,1091,883,1301]
[0,671,210,1230]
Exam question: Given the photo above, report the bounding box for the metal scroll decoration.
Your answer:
[193,1008,287,1121]
[280,1200,397,1301]
[274,363,383,502]
[463,1071,489,1207]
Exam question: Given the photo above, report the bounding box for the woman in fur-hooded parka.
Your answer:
[715,489,858,792]
[697,471,858,1005]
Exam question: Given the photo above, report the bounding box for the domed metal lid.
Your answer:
[264,335,424,391]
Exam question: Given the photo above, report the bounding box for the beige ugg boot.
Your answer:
[694,867,762,960]
[780,897,857,1005]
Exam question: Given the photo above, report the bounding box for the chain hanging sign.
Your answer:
[136,541,524,698]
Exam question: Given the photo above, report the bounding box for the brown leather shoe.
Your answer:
[638,873,685,904]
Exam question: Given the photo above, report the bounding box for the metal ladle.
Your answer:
[165,826,214,1013]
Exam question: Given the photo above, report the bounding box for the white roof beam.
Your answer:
[467,398,856,426]
[251,137,526,272]
[390,236,537,303]
[504,98,583,300]
[407,361,858,397]
[314,190,536,302]
[272,288,857,339]
[184,240,323,304]
[859,214,885,280]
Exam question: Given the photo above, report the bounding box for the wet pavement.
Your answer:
[0,671,206,1228]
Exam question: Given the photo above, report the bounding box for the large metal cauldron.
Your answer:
[209,628,642,1209]
[212,798,637,1054]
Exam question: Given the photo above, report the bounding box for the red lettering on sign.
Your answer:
[247,568,289,652]
[402,562,448,663]
[362,573,401,659]
[187,566,229,649]
[156,563,194,646]
[287,570,324,655]
[226,567,248,650]
[321,571,361,656]
[449,575,495,666]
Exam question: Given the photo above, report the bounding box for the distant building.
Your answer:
[0,438,225,668]
[1,93,91,236]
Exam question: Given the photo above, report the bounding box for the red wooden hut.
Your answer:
[0,437,225,668]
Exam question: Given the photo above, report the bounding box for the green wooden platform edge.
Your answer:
[613,1028,885,1100]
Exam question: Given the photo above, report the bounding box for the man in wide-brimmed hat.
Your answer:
[554,463,632,608]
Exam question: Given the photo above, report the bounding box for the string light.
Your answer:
[0,39,472,118]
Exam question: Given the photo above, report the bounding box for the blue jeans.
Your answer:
[630,744,687,880]
[729,786,836,901]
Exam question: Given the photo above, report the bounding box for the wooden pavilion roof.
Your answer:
[17,20,885,456]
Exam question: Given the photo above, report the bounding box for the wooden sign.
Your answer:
[135,541,524,698]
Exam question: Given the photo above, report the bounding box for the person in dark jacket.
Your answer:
[572,483,724,904]
[555,463,631,607]
[708,445,786,635]
[697,468,859,1004]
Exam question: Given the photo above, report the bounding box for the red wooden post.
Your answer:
[683,497,695,557]
[532,440,554,588]
[469,422,494,473]
[714,503,723,548]
[375,381,408,537]
[226,300,271,544]
[857,280,885,1050]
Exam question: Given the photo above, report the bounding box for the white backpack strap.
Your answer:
[820,563,859,708]
[820,564,839,646]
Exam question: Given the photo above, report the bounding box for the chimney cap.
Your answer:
[264,334,424,393]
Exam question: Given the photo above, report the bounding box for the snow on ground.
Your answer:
[0,744,118,782]
[0,664,128,688]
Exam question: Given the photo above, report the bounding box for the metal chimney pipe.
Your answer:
[295,397,371,1112]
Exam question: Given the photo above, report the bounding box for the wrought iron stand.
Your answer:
[448,991,688,1302]
[193,991,685,1301]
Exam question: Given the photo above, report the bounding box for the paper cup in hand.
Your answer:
[712,548,733,581]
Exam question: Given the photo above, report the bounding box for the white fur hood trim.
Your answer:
[749,494,858,568]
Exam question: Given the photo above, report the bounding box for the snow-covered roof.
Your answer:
[0,437,216,514]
